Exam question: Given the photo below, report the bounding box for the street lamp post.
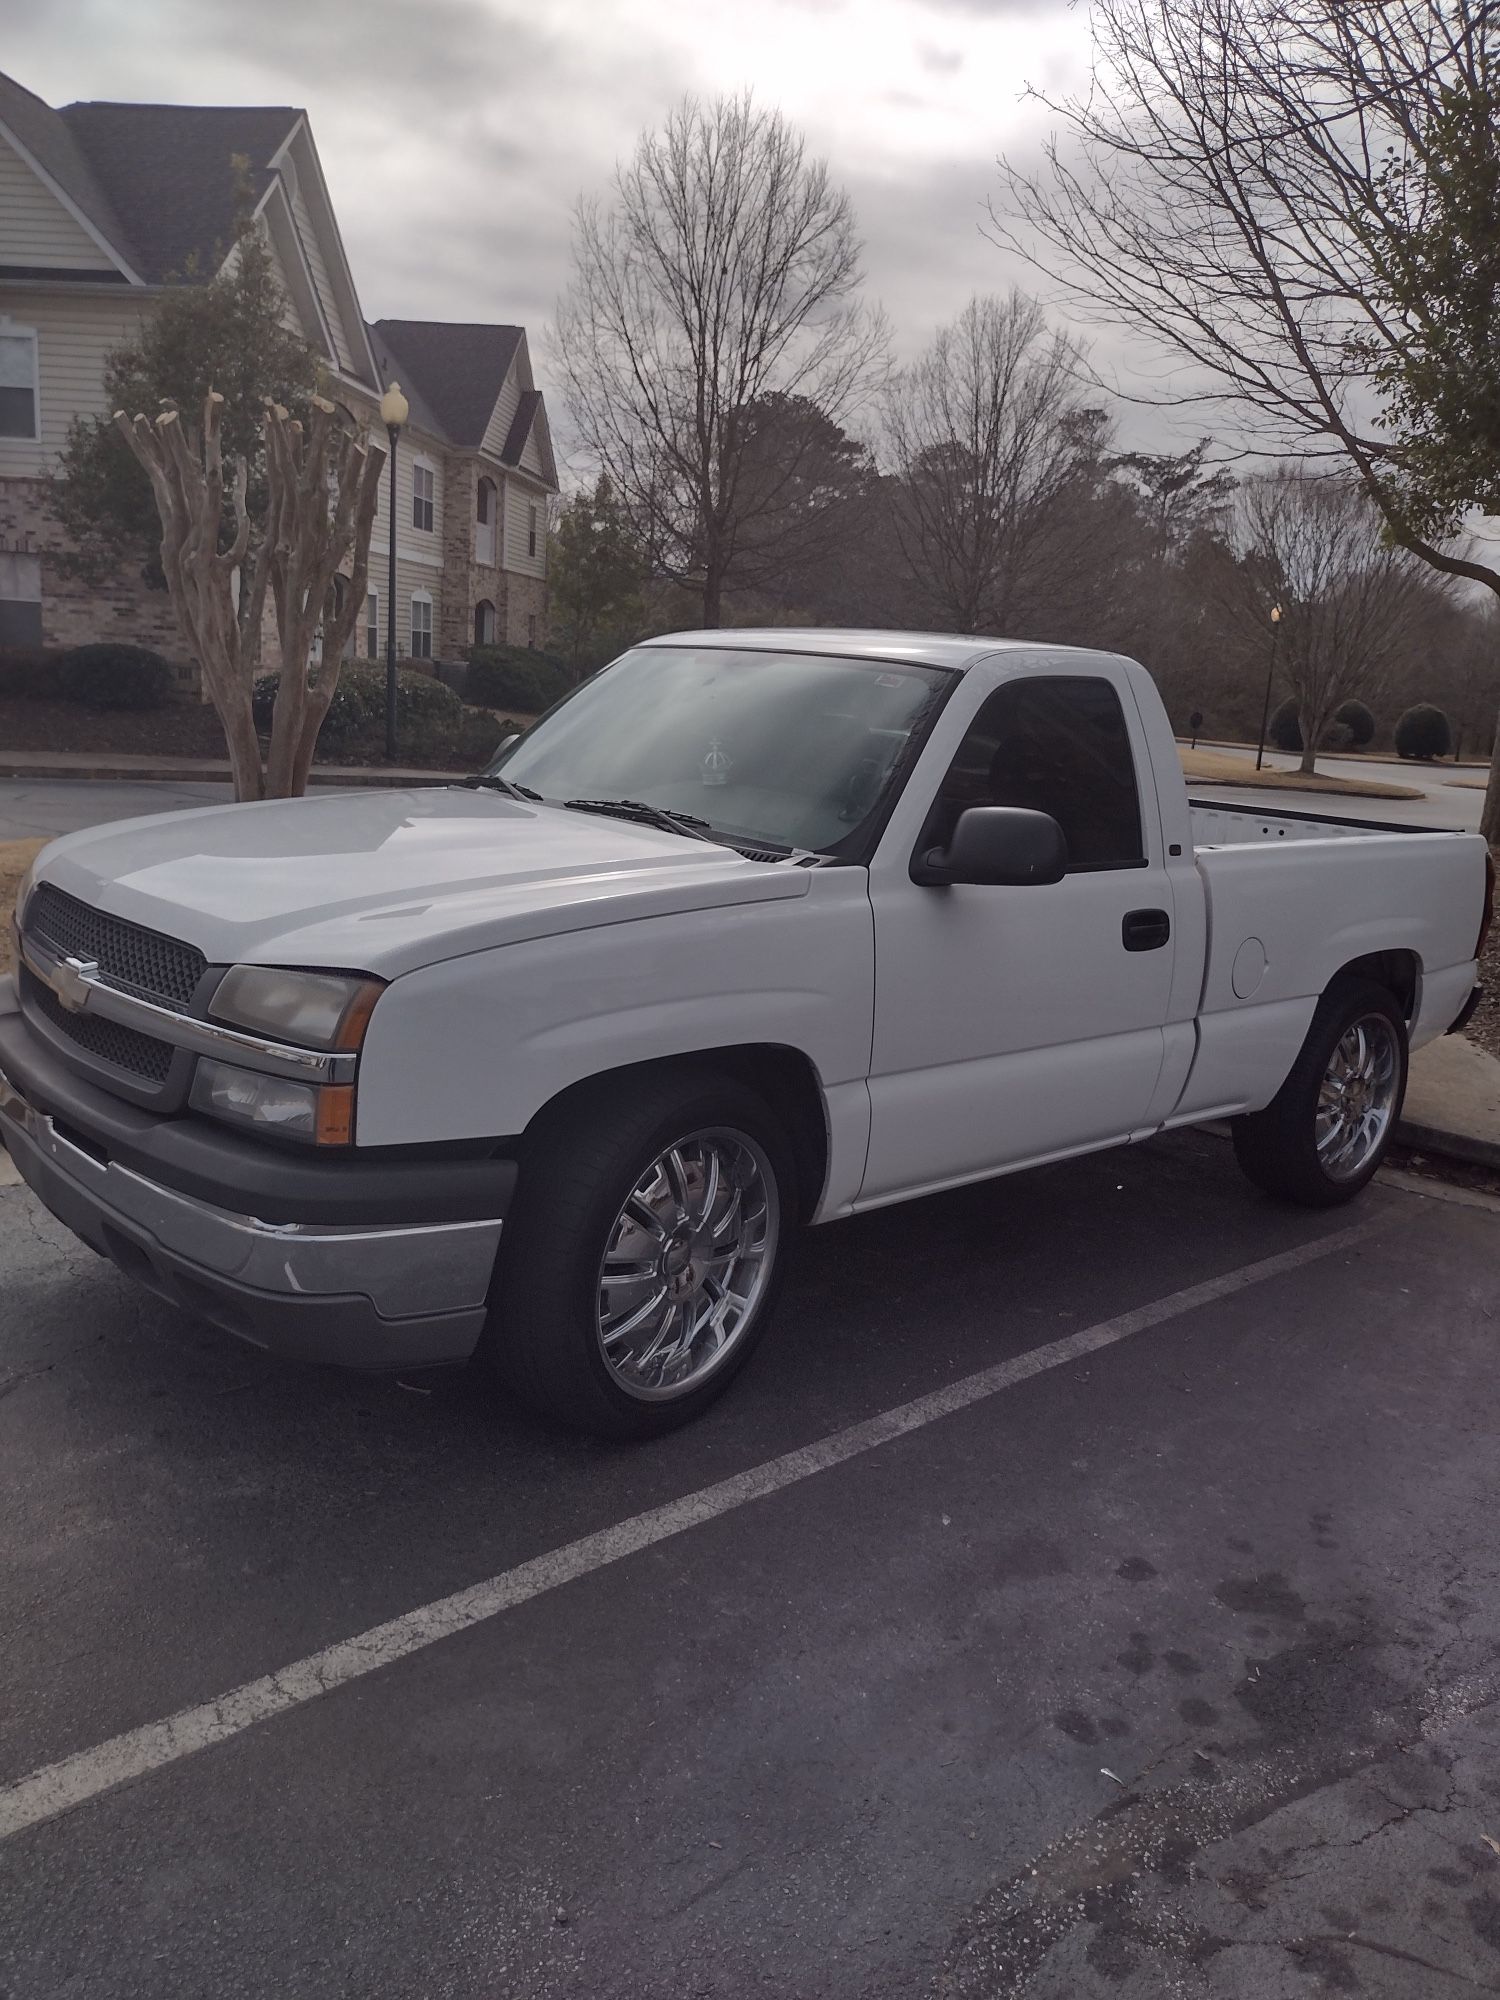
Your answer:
[1255,602,1285,771]
[379,382,409,762]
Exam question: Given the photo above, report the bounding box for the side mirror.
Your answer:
[911,806,1068,888]
[485,731,522,770]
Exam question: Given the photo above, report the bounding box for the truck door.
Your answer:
[861,667,1177,1202]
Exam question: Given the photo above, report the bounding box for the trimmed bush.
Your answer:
[1394,702,1452,760]
[464,645,569,714]
[252,664,513,767]
[1268,697,1303,752]
[1334,698,1376,747]
[54,644,174,710]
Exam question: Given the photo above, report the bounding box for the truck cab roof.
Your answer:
[640,629,1115,673]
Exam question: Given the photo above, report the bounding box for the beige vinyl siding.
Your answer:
[0,137,115,271]
[503,477,546,578]
[518,421,547,481]
[259,229,312,338]
[0,288,150,476]
[480,371,522,459]
[289,183,355,374]
[367,424,444,569]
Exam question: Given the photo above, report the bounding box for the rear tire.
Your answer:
[1232,978,1407,1208]
[484,1069,795,1438]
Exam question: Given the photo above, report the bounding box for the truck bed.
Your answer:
[1189,797,1457,849]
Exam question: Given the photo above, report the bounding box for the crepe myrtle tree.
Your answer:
[116,391,384,800]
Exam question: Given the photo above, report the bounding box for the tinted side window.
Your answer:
[937,676,1144,870]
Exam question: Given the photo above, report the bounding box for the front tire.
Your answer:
[1232,978,1408,1208]
[485,1070,795,1437]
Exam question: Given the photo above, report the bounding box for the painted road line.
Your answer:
[0,1220,1378,1843]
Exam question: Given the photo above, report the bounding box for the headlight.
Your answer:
[209,966,382,1051]
[190,1058,354,1145]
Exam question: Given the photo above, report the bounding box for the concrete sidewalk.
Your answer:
[1399,1032,1500,1169]
[0,748,465,787]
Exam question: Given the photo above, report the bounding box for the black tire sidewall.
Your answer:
[1233,978,1408,1206]
[489,1073,796,1437]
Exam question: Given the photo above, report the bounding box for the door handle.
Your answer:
[1122,908,1171,952]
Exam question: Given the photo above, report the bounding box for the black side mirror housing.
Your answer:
[911,806,1069,887]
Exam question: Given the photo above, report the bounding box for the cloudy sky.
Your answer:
[12,0,1177,454]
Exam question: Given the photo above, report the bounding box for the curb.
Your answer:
[1394,1117,1500,1173]
[0,764,465,788]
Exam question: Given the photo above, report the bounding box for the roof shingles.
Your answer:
[371,320,522,448]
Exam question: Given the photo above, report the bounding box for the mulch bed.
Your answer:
[0,697,479,770]
[0,697,227,759]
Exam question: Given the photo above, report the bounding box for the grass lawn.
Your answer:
[1179,748,1422,800]
[0,839,44,977]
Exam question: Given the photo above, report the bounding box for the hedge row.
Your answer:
[1267,697,1454,759]
[0,643,176,710]
[252,664,518,766]
[463,645,570,714]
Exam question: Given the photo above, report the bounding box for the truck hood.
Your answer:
[34,787,811,977]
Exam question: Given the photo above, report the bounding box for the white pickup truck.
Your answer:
[2,631,1490,1434]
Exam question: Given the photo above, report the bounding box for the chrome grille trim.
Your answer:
[17,932,357,1086]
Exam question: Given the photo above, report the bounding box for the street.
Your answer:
[3,1126,1500,1997]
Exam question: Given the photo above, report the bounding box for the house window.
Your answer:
[0,551,42,646]
[365,591,379,660]
[474,599,496,648]
[526,613,537,649]
[527,502,538,558]
[412,461,435,533]
[0,323,39,441]
[476,477,497,566]
[410,592,433,659]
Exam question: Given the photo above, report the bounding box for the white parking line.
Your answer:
[0,1220,1378,1844]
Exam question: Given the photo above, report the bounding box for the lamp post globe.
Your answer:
[379,383,408,761]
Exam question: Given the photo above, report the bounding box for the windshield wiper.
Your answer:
[563,797,716,842]
[460,772,542,801]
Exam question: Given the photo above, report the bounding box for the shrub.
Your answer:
[54,643,174,710]
[1334,698,1376,747]
[464,645,569,714]
[0,647,64,699]
[1394,702,1452,760]
[252,663,512,767]
[1268,697,1302,752]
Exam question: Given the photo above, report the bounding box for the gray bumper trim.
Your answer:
[0,1068,500,1370]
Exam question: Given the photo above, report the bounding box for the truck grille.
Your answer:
[27,975,175,1084]
[24,883,206,1008]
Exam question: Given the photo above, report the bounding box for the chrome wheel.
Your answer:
[1316,1013,1400,1182]
[595,1128,780,1401]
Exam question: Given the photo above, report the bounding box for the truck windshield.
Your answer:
[489,646,953,856]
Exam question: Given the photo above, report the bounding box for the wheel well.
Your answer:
[520,1046,830,1223]
[1329,950,1419,1021]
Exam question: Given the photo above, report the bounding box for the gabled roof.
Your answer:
[0,70,140,278]
[370,320,524,447]
[499,388,543,466]
[57,100,302,283]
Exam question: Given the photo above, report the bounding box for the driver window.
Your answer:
[934,675,1145,871]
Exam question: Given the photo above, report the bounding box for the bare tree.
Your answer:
[988,0,1500,835]
[556,93,887,626]
[881,292,1094,633]
[1226,473,1432,772]
[117,391,384,800]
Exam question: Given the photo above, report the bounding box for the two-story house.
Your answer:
[0,67,557,668]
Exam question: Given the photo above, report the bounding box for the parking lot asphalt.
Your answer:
[3,1128,1500,1998]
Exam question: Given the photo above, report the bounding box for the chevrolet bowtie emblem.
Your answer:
[48,955,98,1014]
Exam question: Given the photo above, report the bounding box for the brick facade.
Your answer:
[0,476,190,678]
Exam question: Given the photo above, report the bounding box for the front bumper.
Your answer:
[0,993,510,1371]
